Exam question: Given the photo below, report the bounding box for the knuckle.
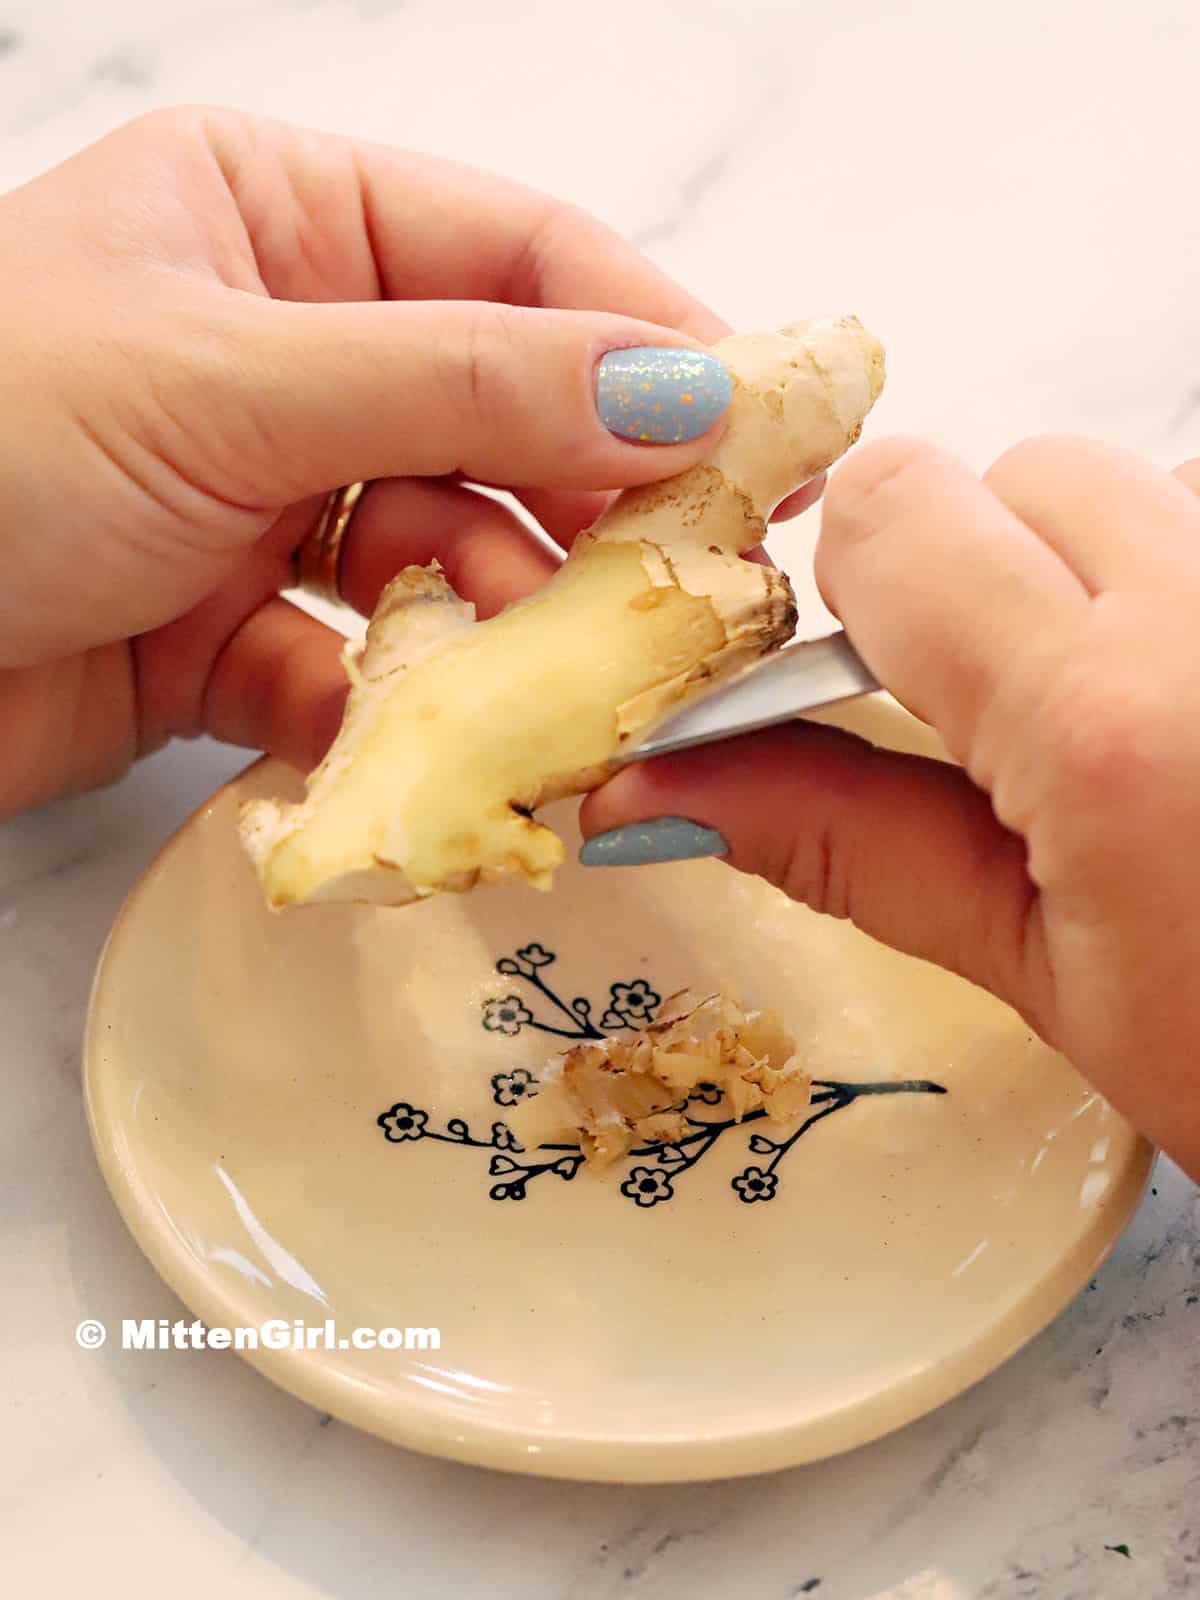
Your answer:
[756,732,859,919]
[1035,656,1170,832]
[502,198,580,302]
[528,198,594,258]
[792,817,853,921]
[512,199,621,302]
[995,598,1196,898]
[451,303,519,431]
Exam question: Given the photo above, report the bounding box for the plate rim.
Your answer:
[83,756,1156,1483]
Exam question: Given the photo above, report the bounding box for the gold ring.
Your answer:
[294,482,369,604]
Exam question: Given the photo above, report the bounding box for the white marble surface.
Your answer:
[1,2,1198,1595]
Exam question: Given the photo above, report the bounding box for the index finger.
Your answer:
[206,111,727,340]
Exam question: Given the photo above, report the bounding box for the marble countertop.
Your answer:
[1,2,1198,1595]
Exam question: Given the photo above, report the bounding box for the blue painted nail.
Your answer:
[595,348,732,444]
[580,816,729,867]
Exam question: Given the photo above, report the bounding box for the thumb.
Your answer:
[579,715,1051,1035]
[213,297,733,501]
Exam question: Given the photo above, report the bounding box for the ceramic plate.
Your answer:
[84,699,1153,1482]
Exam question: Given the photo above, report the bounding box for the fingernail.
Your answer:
[595,348,732,444]
[580,816,729,867]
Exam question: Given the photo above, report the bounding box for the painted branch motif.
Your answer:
[377,943,946,1207]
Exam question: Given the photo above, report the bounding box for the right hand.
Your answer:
[583,436,1200,1181]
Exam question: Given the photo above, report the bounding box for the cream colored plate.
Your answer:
[84,701,1152,1482]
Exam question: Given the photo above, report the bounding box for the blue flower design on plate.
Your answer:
[621,1166,675,1208]
[491,1068,539,1108]
[689,1082,724,1107]
[377,1102,428,1143]
[732,1165,778,1204]
[376,942,948,1209]
[482,996,532,1036]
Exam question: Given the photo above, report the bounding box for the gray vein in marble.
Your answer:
[629,53,784,255]
[616,1526,698,1584]
[916,1421,987,1501]
[90,43,157,88]
[557,1495,733,1600]
[13,81,99,136]
[976,1558,1051,1599]
[0,28,20,57]
[631,139,745,253]
[1165,383,1200,436]
[11,41,159,135]
[229,1405,342,1576]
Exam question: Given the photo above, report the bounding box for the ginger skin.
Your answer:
[240,317,885,907]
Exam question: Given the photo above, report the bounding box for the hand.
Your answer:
[583,436,1200,1179]
[0,107,818,818]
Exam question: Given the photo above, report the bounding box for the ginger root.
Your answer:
[240,316,884,907]
[509,993,811,1169]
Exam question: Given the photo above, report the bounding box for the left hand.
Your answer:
[0,106,819,818]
